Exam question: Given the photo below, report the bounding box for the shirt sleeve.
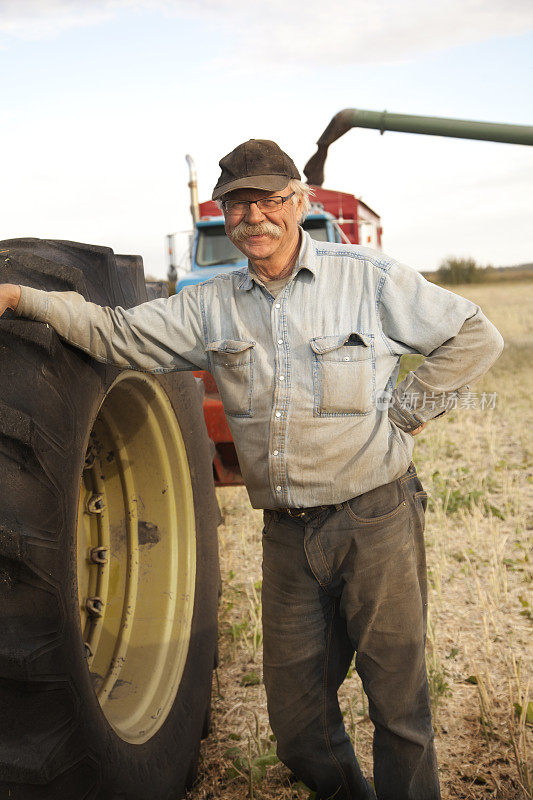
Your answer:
[378,260,504,431]
[378,258,481,355]
[15,284,208,373]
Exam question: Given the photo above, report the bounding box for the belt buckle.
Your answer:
[286,508,307,519]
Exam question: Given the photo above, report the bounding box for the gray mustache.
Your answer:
[229,221,283,242]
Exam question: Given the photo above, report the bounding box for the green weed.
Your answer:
[430,470,505,518]
[426,615,451,720]
[224,713,279,798]
[241,671,261,687]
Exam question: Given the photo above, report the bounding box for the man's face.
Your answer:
[223,184,303,262]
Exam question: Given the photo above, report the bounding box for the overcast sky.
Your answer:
[1,0,532,277]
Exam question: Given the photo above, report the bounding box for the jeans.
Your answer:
[261,463,440,800]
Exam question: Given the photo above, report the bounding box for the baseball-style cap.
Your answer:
[212,139,301,201]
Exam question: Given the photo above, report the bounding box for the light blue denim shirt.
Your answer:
[15,230,503,509]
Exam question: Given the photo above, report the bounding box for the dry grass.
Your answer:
[187,281,532,800]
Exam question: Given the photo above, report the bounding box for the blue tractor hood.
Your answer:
[176,261,246,291]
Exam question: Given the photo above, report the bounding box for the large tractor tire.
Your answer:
[0,239,220,800]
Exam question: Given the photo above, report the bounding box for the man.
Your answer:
[0,139,503,800]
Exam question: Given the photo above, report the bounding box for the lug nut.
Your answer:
[87,493,105,514]
[90,546,108,564]
[86,597,104,617]
[84,444,97,470]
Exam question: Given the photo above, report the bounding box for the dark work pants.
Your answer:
[261,463,440,800]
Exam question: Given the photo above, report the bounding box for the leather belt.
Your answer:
[283,505,329,518]
[274,503,343,523]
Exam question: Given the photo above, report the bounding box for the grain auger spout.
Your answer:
[303,107,533,186]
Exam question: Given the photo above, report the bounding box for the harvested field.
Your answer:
[187,281,532,800]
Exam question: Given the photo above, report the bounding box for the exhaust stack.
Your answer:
[185,154,200,225]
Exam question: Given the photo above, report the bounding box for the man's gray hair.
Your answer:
[288,179,314,220]
[217,179,314,221]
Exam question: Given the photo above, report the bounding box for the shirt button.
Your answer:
[275,303,281,309]
[279,375,285,381]
[273,450,279,456]
[276,485,282,492]
[343,356,350,361]
[277,339,283,345]
[275,411,281,418]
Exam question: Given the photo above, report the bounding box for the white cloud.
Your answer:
[1,0,532,63]
[198,0,533,65]
[0,0,119,39]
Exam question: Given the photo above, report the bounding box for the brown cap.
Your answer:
[212,139,301,201]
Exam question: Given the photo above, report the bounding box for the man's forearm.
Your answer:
[13,285,137,368]
[389,307,504,431]
[7,284,208,374]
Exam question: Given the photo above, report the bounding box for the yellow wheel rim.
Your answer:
[77,372,196,744]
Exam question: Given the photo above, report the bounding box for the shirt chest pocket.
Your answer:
[310,332,375,416]
[206,339,255,417]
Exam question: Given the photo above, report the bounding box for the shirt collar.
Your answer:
[236,228,317,291]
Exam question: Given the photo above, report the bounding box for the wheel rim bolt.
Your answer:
[84,444,97,470]
[90,546,108,564]
[86,596,104,617]
[87,493,105,514]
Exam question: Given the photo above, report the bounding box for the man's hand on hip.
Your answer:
[410,423,427,436]
[0,284,21,316]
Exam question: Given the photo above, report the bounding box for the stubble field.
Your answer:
[187,281,532,800]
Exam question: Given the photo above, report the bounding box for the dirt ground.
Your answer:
[186,281,532,800]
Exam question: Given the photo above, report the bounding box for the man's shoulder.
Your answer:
[311,238,395,273]
[190,268,250,293]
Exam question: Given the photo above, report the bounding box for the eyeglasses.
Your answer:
[223,192,295,217]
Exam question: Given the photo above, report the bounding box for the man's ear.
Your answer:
[297,195,305,224]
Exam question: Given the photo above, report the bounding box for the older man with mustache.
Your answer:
[0,139,503,800]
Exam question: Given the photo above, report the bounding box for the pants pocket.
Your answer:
[344,476,408,525]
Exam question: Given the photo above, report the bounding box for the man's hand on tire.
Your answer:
[0,284,21,315]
